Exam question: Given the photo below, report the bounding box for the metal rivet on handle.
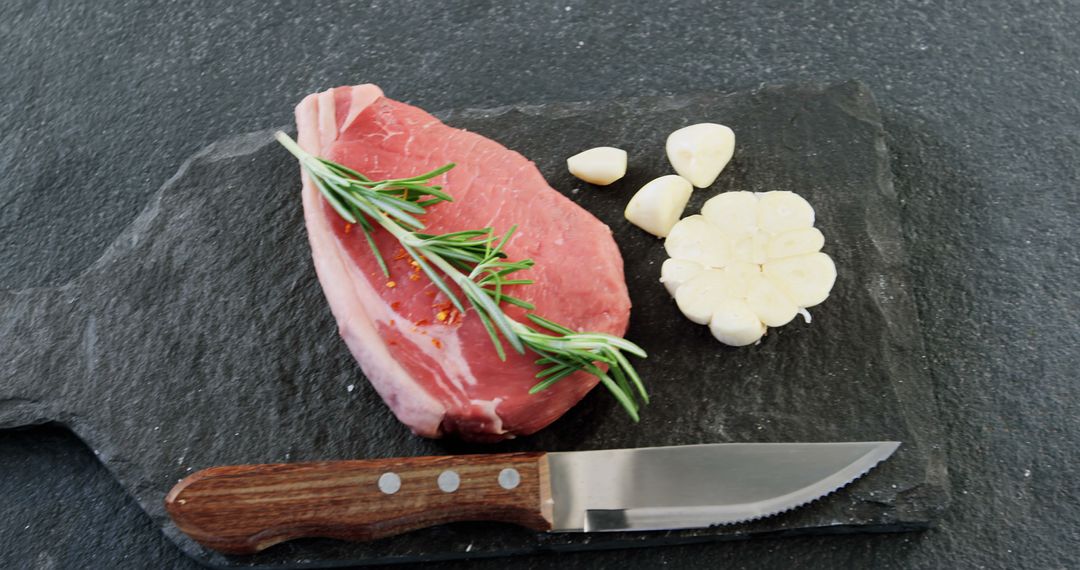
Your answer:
[378,472,401,495]
[498,468,520,490]
[438,470,460,493]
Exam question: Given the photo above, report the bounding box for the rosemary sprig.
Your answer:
[276,132,648,419]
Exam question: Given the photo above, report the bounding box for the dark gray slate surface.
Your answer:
[2,1,1078,569]
[1,82,943,567]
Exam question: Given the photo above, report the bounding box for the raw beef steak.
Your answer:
[294,84,631,441]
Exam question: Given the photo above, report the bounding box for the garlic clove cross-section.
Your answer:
[767,227,825,260]
[702,191,758,234]
[756,191,814,234]
[709,299,766,346]
[763,252,836,308]
[664,215,730,268]
[744,274,799,327]
[660,258,705,296]
[675,270,732,324]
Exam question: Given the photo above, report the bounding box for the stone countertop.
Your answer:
[1,1,1077,568]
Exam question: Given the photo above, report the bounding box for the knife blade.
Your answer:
[166,441,899,554]
[549,441,900,532]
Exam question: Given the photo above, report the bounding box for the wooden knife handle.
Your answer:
[165,452,552,554]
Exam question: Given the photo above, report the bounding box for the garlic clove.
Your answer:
[763,252,837,308]
[660,258,705,296]
[721,261,761,298]
[666,123,736,188]
[664,215,730,268]
[767,227,825,260]
[566,146,628,186]
[701,191,758,234]
[674,269,743,325]
[757,191,815,234]
[729,233,754,264]
[729,230,770,265]
[624,175,694,237]
[674,270,723,325]
[745,274,799,327]
[709,299,766,346]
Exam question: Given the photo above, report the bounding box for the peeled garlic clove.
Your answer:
[763,252,837,308]
[709,299,766,346]
[745,274,799,327]
[767,227,825,259]
[566,146,628,186]
[660,258,705,296]
[701,191,758,234]
[757,191,815,234]
[664,215,730,268]
[666,123,736,188]
[624,175,693,237]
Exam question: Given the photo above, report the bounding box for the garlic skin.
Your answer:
[566,146,628,186]
[662,190,835,346]
[666,123,736,188]
[624,175,693,237]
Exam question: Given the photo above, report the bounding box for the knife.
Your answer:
[165,441,899,554]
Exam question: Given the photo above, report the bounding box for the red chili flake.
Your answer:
[445,308,462,326]
[414,319,430,327]
[392,248,409,261]
[431,339,443,349]
[390,302,401,311]
[344,223,353,234]
[432,302,461,326]
[408,274,420,281]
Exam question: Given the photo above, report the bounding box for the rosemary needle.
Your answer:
[276,132,648,420]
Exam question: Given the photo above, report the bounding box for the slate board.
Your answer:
[0,82,947,567]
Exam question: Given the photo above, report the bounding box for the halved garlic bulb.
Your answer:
[661,190,836,346]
